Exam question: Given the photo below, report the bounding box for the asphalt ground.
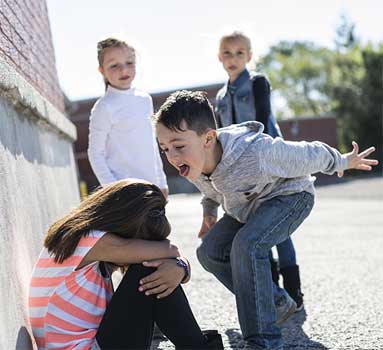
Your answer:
[151,175,383,350]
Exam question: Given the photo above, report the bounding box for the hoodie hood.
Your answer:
[213,121,265,176]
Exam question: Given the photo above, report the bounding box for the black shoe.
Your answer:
[175,330,224,350]
[280,264,304,311]
[203,330,224,349]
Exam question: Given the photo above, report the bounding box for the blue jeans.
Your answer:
[197,192,314,349]
[275,236,296,268]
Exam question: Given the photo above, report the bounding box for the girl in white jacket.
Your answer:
[88,37,168,196]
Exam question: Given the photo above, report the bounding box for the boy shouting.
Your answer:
[154,90,377,350]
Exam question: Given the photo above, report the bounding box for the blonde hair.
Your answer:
[219,31,252,52]
[97,37,135,66]
[97,37,136,89]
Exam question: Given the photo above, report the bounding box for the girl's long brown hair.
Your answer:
[44,180,170,263]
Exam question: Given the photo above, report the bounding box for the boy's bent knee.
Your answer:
[196,244,209,267]
[231,232,269,259]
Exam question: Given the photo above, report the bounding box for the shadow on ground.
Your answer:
[223,310,328,350]
[281,309,328,350]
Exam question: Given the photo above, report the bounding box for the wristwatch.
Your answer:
[175,257,189,283]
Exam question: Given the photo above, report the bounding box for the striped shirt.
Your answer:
[29,230,113,350]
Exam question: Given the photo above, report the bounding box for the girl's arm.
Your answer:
[82,233,180,266]
[252,75,271,135]
[138,257,191,299]
[88,103,116,185]
[252,75,282,138]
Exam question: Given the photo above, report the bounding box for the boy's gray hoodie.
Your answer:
[193,121,349,223]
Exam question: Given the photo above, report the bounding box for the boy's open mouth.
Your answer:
[179,164,190,177]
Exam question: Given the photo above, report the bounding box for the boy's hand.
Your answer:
[139,258,185,298]
[198,216,217,238]
[338,141,379,177]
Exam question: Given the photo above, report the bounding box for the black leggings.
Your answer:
[96,264,207,350]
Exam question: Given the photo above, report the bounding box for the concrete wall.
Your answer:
[0,1,80,346]
[0,58,79,349]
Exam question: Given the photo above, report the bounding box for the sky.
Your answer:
[46,0,382,101]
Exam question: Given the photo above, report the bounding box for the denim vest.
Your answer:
[215,70,282,138]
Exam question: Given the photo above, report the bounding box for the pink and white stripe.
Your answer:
[29,230,113,350]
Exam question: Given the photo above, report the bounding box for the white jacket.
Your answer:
[88,86,167,189]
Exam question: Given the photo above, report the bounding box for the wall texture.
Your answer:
[0,1,79,348]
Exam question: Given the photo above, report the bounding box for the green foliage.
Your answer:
[258,41,335,118]
[258,27,382,166]
[331,43,383,162]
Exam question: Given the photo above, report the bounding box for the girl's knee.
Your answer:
[121,264,156,284]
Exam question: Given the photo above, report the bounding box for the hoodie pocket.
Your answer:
[228,184,262,207]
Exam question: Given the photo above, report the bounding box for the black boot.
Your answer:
[176,330,224,350]
[270,257,280,287]
[203,330,224,349]
[280,264,304,311]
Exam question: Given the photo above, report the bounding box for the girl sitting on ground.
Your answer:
[29,179,223,350]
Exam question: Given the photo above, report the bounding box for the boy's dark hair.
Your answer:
[44,180,170,263]
[153,90,217,135]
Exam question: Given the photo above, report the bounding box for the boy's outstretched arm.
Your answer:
[257,137,377,178]
[337,141,378,177]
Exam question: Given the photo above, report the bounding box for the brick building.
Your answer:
[0,1,79,348]
[0,0,64,111]
[69,84,338,193]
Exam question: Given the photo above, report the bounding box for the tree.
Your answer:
[334,14,357,50]
[330,43,383,163]
[258,21,382,168]
[258,41,335,119]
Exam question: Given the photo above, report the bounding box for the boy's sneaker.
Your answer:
[293,291,304,312]
[275,293,297,325]
[175,330,224,350]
